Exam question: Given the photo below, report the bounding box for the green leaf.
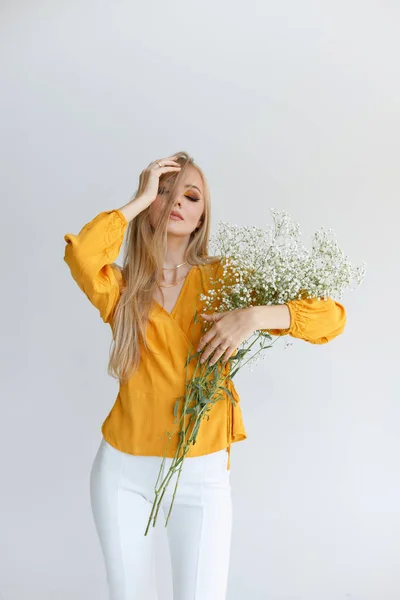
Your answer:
[173,398,181,423]
[259,331,272,339]
[191,421,201,441]
[228,348,248,361]
[218,385,234,399]
[185,350,203,366]
[199,396,214,405]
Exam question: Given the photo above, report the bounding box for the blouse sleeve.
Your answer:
[63,209,128,323]
[262,296,347,344]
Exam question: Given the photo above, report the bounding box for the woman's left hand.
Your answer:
[197,307,257,366]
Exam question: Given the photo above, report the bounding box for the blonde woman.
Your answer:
[63,152,346,600]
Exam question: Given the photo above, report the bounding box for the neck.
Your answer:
[163,236,189,268]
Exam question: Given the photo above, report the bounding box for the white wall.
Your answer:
[1,1,399,598]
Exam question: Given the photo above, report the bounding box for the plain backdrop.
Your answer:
[1,1,399,599]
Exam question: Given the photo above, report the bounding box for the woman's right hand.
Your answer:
[136,155,182,208]
[118,155,182,222]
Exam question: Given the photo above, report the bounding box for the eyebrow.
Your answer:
[185,184,202,195]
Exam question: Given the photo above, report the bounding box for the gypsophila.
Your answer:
[202,209,365,312]
[144,209,366,535]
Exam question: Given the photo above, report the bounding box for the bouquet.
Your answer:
[144,209,366,535]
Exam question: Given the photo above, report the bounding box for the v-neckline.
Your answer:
[152,266,198,318]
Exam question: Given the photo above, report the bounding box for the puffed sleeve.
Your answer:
[263,296,347,344]
[63,209,128,324]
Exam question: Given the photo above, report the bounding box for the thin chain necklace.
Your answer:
[159,261,189,288]
[162,261,187,270]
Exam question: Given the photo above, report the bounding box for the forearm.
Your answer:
[249,304,291,331]
[118,194,152,223]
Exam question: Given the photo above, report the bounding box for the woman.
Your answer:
[63,151,346,600]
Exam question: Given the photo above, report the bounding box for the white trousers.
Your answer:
[89,437,233,600]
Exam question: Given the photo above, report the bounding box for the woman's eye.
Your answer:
[185,195,199,202]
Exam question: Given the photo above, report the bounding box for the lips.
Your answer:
[170,211,183,220]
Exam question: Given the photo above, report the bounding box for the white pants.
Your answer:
[89,437,233,600]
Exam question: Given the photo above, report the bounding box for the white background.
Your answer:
[1,1,399,599]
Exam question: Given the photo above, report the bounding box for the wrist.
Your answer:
[248,305,269,331]
[118,195,151,223]
[134,193,154,207]
[249,304,291,331]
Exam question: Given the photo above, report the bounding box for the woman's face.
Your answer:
[148,165,205,236]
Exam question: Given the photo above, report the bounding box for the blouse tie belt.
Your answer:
[226,395,232,471]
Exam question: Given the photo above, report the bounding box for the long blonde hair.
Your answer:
[108,151,219,384]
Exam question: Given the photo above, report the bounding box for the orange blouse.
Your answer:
[63,209,347,469]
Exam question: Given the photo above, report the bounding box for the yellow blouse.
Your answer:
[63,209,347,469]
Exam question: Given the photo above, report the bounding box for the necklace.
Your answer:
[159,276,188,288]
[162,261,187,270]
[158,261,190,288]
